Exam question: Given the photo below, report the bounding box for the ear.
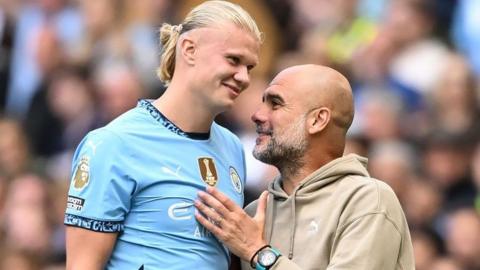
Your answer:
[307,107,331,135]
[179,36,196,65]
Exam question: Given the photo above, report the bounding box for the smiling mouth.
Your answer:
[256,126,272,136]
[255,133,271,145]
[222,83,241,95]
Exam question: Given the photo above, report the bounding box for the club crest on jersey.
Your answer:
[230,167,242,194]
[197,157,218,186]
[72,155,90,190]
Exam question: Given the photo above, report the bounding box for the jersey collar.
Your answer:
[138,99,211,140]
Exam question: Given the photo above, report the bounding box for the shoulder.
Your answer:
[72,127,127,167]
[77,127,123,151]
[335,175,402,215]
[336,176,407,227]
[81,127,125,148]
[212,123,243,148]
[337,175,397,205]
[105,107,150,133]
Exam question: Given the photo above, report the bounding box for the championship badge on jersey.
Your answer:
[197,157,218,186]
[72,155,90,190]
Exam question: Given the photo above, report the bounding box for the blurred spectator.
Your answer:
[411,229,442,270]
[351,0,449,118]
[445,208,480,269]
[0,0,15,113]
[403,178,443,230]
[472,141,480,213]
[352,89,405,141]
[0,118,32,179]
[422,133,477,212]
[1,174,53,256]
[0,248,44,270]
[0,174,6,215]
[6,0,83,119]
[25,66,97,158]
[22,24,73,158]
[357,0,390,22]
[344,135,370,156]
[324,0,377,65]
[431,257,463,270]
[93,63,144,125]
[76,0,170,96]
[452,0,480,76]
[368,139,417,204]
[386,0,450,96]
[123,0,171,95]
[427,52,480,140]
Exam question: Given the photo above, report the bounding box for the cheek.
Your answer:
[271,118,291,133]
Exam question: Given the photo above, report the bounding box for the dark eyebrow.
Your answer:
[262,92,285,104]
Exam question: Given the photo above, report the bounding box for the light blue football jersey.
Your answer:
[65,100,246,270]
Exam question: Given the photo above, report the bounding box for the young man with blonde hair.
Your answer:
[65,1,261,269]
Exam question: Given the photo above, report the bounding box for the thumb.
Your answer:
[253,191,268,224]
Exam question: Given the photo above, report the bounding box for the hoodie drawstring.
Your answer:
[288,188,299,259]
[266,193,275,243]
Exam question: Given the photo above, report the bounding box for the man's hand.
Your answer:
[195,186,269,261]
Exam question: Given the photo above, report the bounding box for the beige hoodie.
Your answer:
[241,154,415,270]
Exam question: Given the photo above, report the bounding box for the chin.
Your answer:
[221,101,235,111]
[253,146,266,158]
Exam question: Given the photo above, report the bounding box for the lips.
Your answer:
[255,126,272,145]
[255,134,271,145]
[222,83,241,95]
[256,126,272,136]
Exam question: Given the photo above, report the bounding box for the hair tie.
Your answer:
[173,24,183,33]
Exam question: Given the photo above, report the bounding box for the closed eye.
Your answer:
[270,99,282,109]
[262,93,284,110]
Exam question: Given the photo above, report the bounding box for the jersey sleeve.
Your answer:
[64,128,136,233]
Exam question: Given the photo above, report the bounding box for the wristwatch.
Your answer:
[255,247,281,270]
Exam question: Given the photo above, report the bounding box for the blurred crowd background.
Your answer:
[0,0,479,269]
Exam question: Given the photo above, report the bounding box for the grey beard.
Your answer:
[253,136,307,179]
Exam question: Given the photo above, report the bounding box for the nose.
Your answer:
[233,66,250,88]
[251,106,267,125]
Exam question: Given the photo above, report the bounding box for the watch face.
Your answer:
[258,249,277,267]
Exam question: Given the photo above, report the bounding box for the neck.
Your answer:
[152,80,215,133]
[277,154,313,195]
[280,150,339,195]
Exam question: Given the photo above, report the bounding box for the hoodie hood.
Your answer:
[264,154,370,259]
[268,153,369,198]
